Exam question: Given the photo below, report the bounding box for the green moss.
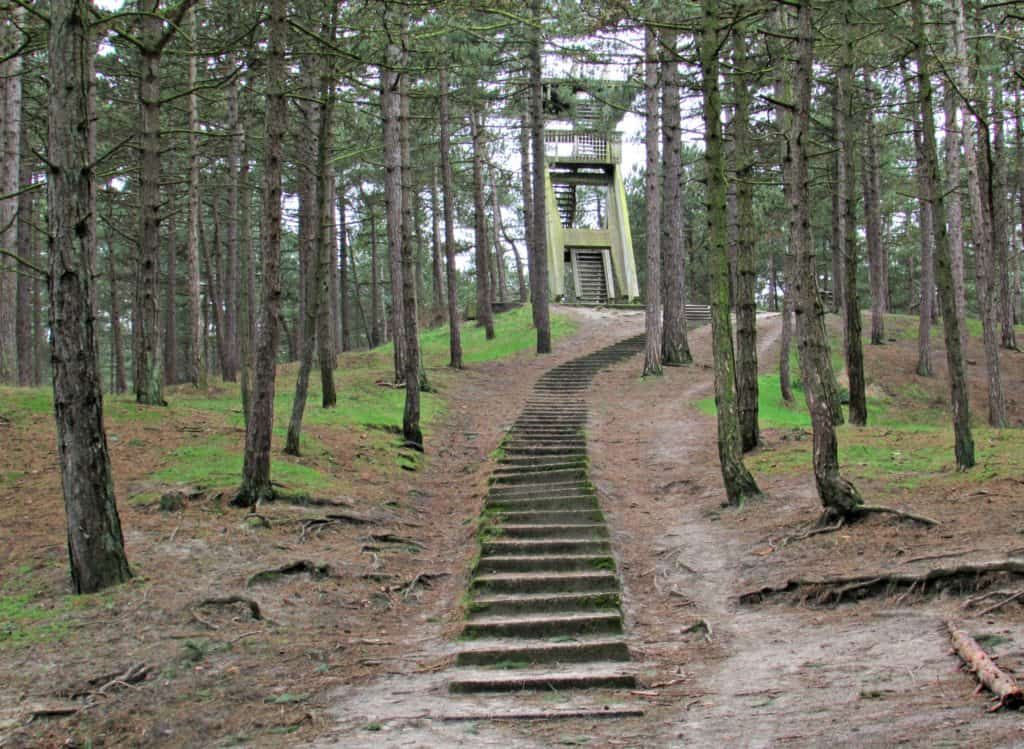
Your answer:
[0,594,70,650]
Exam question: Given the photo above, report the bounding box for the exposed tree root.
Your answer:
[852,504,938,526]
[739,559,1024,606]
[947,621,1024,711]
[299,513,377,542]
[189,595,264,629]
[246,560,331,588]
[779,504,937,547]
[64,663,153,699]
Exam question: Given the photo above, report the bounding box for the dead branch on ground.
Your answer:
[947,621,1024,711]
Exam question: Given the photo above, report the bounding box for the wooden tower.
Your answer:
[542,80,640,303]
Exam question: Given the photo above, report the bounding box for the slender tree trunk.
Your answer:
[701,0,760,506]
[316,13,337,407]
[490,168,509,304]
[338,183,352,351]
[912,88,935,377]
[15,147,33,386]
[400,47,423,449]
[952,0,1004,427]
[791,0,862,519]
[529,0,551,353]
[48,0,132,592]
[642,25,662,377]
[368,202,383,348]
[862,72,887,345]
[350,244,373,349]
[732,29,760,447]
[223,55,241,382]
[187,7,204,389]
[0,7,22,383]
[439,68,463,368]
[660,28,693,367]
[203,198,229,380]
[33,224,44,386]
[239,125,254,424]
[381,32,406,382]
[470,108,495,339]
[237,0,286,507]
[771,6,795,404]
[916,0,975,469]
[135,1,166,405]
[163,212,177,385]
[430,170,445,326]
[104,217,127,394]
[519,112,535,307]
[992,76,1016,350]
[295,99,317,362]
[943,75,968,349]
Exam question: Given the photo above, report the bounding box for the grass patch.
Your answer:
[0,594,71,649]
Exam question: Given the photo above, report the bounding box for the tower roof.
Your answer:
[541,78,638,131]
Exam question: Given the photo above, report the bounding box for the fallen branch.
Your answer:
[390,572,450,600]
[977,589,1024,616]
[65,663,152,699]
[947,620,1024,711]
[740,559,1024,606]
[247,560,331,587]
[681,618,713,642]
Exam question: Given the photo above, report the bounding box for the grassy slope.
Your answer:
[698,313,1024,490]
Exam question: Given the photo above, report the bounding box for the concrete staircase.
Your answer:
[449,335,645,694]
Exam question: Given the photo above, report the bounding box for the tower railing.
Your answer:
[544,130,622,164]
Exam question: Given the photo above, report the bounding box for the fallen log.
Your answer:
[739,559,1024,606]
[947,621,1024,711]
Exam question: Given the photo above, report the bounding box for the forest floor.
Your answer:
[3,306,1024,748]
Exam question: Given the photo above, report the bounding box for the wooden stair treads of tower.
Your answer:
[574,251,609,304]
[449,335,645,694]
[553,182,576,228]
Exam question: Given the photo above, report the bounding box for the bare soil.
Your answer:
[3,308,1024,748]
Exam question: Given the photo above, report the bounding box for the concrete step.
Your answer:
[468,591,621,618]
[486,482,593,499]
[472,570,618,595]
[462,610,623,639]
[499,523,608,538]
[489,467,588,486]
[449,664,636,693]
[482,538,611,556]
[495,510,606,525]
[455,636,629,666]
[486,496,599,512]
[475,553,616,574]
[494,459,587,473]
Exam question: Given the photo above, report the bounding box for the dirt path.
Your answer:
[317,309,1024,747]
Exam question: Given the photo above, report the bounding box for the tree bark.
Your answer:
[470,108,495,339]
[163,212,177,385]
[316,12,338,406]
[519,112,535,307]
[15,138,33,387]
[915,0,975,469]
[790,0,862,519]
[400,45,423,449]
[223,55,241,382]
[381,29,406,382]
[237,0,287,506]
[862,72,886,346]
[771,5,795,404]
[528,0,551,354]
[912,86,935,377]
[238,125,254,424]
[187,6,204,389]
[368,200,384,348]
[642,26,662,377]
[430,170,445,326]
[338,183,352,351]
[700,0,760,506]
[0,7,22,384]
[991,75,1016,350]
[48,0,132,592]
[490,168,509,305]
[660,28,692,368]
[731,28,760,447]
[439,67,463,368]
[943,74,968,350]
[952,0,1004,427]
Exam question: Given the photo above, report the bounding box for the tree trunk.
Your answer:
[952,0,1004,427]
[836,26,867,426]
[430,170,445,326]
[731,28,760,448]
[381,33,406,382]
[490,168,509,305]
[661,29,692,366]
[943,74,968,350]
[187,7,204,389]
[163,212,177,385]
[771,5,795,405]
[862,72,887,346]
[790,0,862,519]
[295,99,317,363]
[48,0,132,592]
[338,183,352,351]
[519,112,535,306]
[700,0,761,506]
[237,0,287,507]
[916,0,975,469]
[223,55,241,383]
[135,1,166,405]
[368,201,384,348]
[15,142,33,387]
[992,76,1016,350]
[439,67,463,368]
[202,197,229,380]
[238,125,254,423]
[912,87,935,377]
[104,216,127,394]
[528,0,551,354]
[316,13,337,407]
[642,26,662,377]
[470,108,495,339]
[400,48,423,449]
[0,7,22,384]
